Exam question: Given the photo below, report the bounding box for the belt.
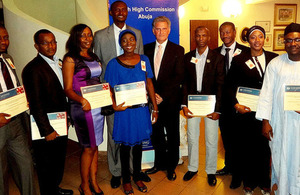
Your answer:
[128,103,147,109]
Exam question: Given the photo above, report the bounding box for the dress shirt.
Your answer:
[195,47,209,92]
[113,23,126,56]
[0,54,17,91]
[153,39,168,77]
[220,41,236,69]
[39,53,63,88]
[252,53,266,77]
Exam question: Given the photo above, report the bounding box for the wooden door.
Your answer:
[190,20,219,51]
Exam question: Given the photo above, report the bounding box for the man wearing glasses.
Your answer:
[256,22,300,195]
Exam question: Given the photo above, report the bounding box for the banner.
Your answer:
[108,0,179,45]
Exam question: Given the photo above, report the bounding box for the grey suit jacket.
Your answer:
[93,24,144,81]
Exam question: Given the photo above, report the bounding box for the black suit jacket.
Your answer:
[226,50,278,107]
[22,54,68,137]
[144,41,184,110]
[182,48,225,112]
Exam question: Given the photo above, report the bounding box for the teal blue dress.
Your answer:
[105,55,153,146]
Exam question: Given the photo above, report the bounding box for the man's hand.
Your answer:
[45,131,59,141]
[0,113,11,128]
[183,107,193,118]
[207,112,220,120]
[155,93,163,105]
[296,111,300,114]
[262,119,273,141]
[234,103,251,114]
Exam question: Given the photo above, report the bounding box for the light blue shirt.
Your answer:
[39,53,63,88]
[195,47,209,92]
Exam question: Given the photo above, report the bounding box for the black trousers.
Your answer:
[33,135,68,195]
[151,108,180,173]
[231,112,271,189]
[120,144,142,183]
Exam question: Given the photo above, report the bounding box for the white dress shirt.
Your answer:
[0,54,17,91]
[220,41,236,69]
[195,47,209,92]
[113,23,126,56]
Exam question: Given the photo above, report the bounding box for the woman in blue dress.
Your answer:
[105,29,158,195]
[62,24,104,195]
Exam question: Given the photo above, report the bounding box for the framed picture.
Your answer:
[273,29,285,51]
[274,4,297,26]
[264,34,272,47]
[255,21,271,32]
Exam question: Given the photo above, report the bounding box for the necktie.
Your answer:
[254,56,264,77]
[154,45,162,79]
[1,58,14,90]
[224,48,231,73]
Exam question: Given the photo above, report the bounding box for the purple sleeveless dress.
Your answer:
[70,56,104,147]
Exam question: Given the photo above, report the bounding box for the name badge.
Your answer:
[233,48,242,57]
[141,60,146,71]
[245,60,255,69]
[190,57,199,64]
[5,58,15,69]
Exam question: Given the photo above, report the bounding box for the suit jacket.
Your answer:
[22,54,68,137]
[226,50,278,107]
[144,41,184,110]
[182,48,225,112]
[94,24,144,81]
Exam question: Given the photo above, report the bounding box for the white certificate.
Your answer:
[188,95,216,117]
[30,112,67,140]
[81,83,112,109]
[284,85,300,111]
[236,87,260,112]
[114,81,147,107]
[0,86,28,118]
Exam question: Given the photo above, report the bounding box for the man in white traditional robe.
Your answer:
[256,22,300,195]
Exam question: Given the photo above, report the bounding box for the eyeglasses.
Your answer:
[38,40,57,46]
[284,38,300,44]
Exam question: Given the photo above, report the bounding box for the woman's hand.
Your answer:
[113,102,130,111]
[183,107,193,118]
[81,98,91,112]
[151,111,158,124]
[234,103,251,114]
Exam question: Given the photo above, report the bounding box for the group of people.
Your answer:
[0,1,299,195]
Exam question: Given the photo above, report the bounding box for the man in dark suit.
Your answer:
[93,1,148,187]
[0,25,35,195]
[144,16,184,181]
[22,29,73,195]
[214,22,249,176]
[182,26,224,185]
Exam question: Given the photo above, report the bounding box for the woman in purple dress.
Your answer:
[62,24,104,195]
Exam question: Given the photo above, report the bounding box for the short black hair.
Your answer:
[219,22,235,31]
[34,29,53,44]
[110,1,127,11]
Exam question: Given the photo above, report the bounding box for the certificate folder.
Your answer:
[114,81,147,107]
[236,87,260,112]
[188,95,216,117]
[0,86,28,118]
[30,112,67,140]
[284,85,300,111]
[81,83,112,109]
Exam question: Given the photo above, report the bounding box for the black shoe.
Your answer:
[183,171,198,181]
[145,166,160,174]
[140,172,151,182]
[230,176,242,189]
[57,187,73,195]
[207,174,217,186]
[167,171,177,181]
[215,166,231,176]
[110,176,121,189]
[89,183,104,195]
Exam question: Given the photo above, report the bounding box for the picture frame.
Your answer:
[274,4,297,26]
[255,21,271,32]
[273,29,285,51]
[264,34,272,47]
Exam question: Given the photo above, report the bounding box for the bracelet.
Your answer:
[82,102,87,108]
[152,110,159,113]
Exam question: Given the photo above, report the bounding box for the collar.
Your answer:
[196,46,209,59]
[39,53,59,64]
[155,39,168,49]
[222,41,236,50]
[113,23,127,32]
